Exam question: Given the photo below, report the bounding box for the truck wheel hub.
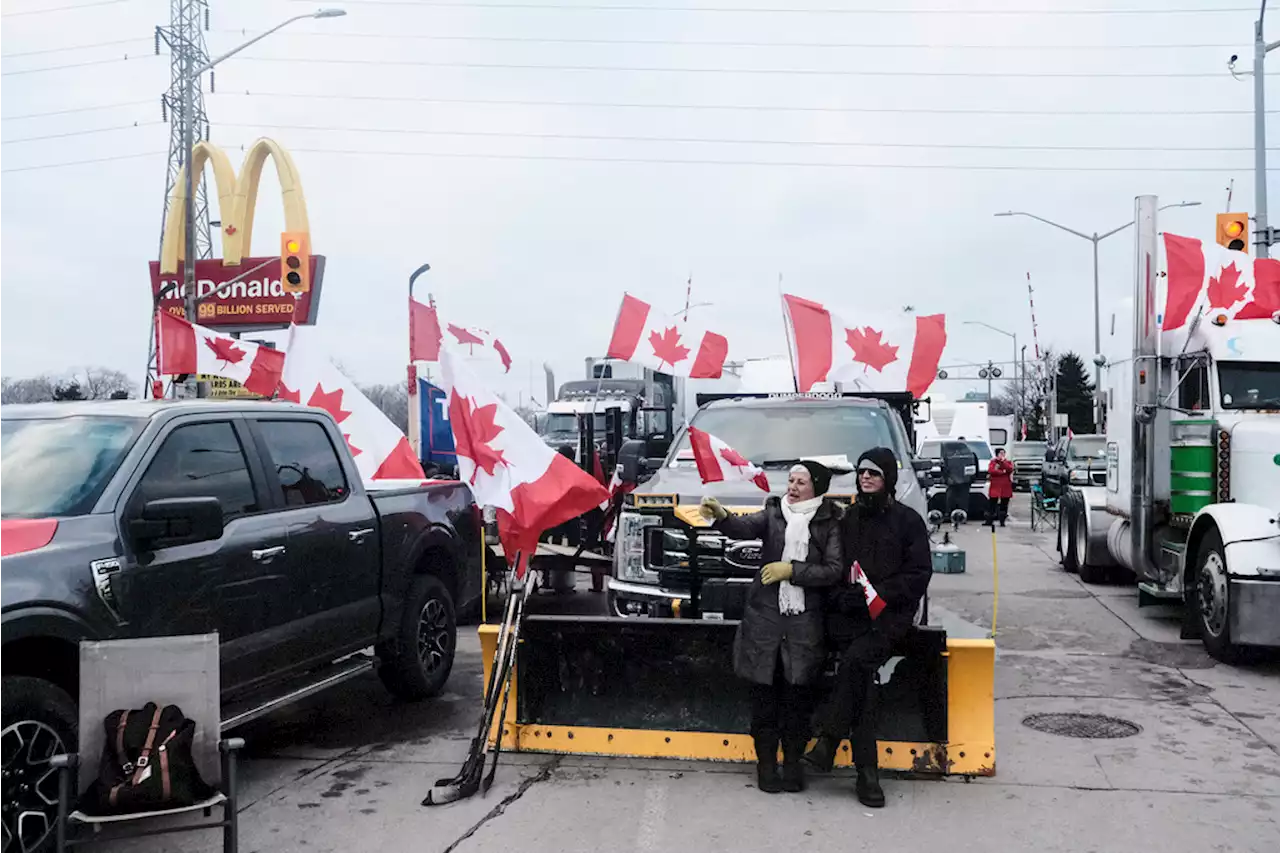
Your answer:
[1198,552,1229,638]
[1,719,63,853]
[417,598,452,675]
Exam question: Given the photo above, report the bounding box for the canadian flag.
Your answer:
[599,466,637,539]
[688,427,769,493]
[155,312,286,396]
[606,293,728,378]
[279,325,426,481]
[409,298,513,372]
[1162,233,1280,330]
[851,561,886,619]
[783,294,947,397]
[439,347,608,577]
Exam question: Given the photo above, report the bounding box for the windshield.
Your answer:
[1219,362,1280,410]
[920,441,942,459]
[669,405,901,470]
[1068,437,1106,461]
[966,441,992,461]
[989,428,1008,446]
[1011,442,1046,459]
[543,412,610,436]
[1,416,143,518]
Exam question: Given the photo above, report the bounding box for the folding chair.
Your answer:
[50,634,243,853]
[1029,484,1058,532]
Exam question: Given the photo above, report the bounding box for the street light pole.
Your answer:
[963,320,1018,436]
[995,201,1201,432]
[178,8,346,395]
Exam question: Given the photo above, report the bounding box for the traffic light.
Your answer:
[1216,213,1249,253]
[280,231,311,294]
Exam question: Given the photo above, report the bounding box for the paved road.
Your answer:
[101,496,1280,852]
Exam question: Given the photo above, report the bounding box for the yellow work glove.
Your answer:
[760,561,794,586]
[699,496,728,521]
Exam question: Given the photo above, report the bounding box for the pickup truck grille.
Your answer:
[645,528,756,592]
[1014,461,1042,474]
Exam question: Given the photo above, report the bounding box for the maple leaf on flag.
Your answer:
[205,335,246,367]
[276,383,301,403]
[1207,262,1248,309]
[453,395,508,483]
[846,326,899,373]
[649,326,691,369]
[448,324,485,349]
[344,434,362,457]
[719,446,754,469]
[1235,259,1280,319]
[493,338,513,373]
[307,384,352,425]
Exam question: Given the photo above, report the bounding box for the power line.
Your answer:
[2,121,163,145]
[220,143,1274,172]
[2,0,130,18]
[0,150,164,174]
[2,99,153,121]
[236,55,1258,78]
[219,120,1278,153]
[211,29,1244,51]
[1,55,157,77]
[1,38,150,58]
[219,89,1277,117]
[293,1,1254,16]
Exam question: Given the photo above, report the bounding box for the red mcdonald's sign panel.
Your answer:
[149,255,325,331]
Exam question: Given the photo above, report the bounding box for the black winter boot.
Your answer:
[780,739,807,792]
[801,736,839,774]
[753,736,782,794]
[855,766,885,808]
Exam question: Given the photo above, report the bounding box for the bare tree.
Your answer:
[1,376,57,404]
[78,367,134,400]
[358,382,410,434]
[2,367,136,404]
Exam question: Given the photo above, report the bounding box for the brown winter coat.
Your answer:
[714,497,844,686]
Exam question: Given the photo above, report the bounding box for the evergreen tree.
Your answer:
[1056,351,1095,434]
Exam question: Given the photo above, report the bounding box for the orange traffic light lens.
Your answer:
[286,239,301,252]
[286,256,301,269]
[1225,220,1245,237]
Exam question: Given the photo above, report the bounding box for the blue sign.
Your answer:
[418,378,456,467]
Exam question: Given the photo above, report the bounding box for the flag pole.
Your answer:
[778,273,799,392]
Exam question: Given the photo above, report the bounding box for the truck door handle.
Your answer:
[252,546,287,562]
[348,528,375,544]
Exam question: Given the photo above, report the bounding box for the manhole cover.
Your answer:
[1021,713,1141,739]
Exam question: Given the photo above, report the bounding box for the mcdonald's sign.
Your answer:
[152,138,324,331]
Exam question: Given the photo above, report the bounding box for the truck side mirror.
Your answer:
[129,497,224,550]
[617,439,649,484]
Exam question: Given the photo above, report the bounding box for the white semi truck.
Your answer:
[1061,195,1280,662]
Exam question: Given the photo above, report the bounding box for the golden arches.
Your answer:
[159,138,311,274]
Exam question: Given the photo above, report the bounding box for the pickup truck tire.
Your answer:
[378,574,457,701]
[1058,497,1079,574]
[2,676,77,853]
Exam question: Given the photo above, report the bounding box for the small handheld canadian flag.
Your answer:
[851,561,886,619]
[688,427,769,493]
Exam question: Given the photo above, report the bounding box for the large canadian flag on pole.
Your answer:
[410,298,513,372]
[606,293,729,378]
[783,294,947,397]
[1162,233,1280,330]
[439,348,609,577]
[279,325,426,481]
[155,312,286,396]
[688,427,769,493]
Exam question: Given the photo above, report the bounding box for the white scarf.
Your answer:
[776,495,823,616]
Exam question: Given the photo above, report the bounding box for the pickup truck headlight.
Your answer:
[616,511,661,582]
[1069,469,1090,485]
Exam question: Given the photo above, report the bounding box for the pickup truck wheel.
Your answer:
[1194,530,1246,665]
[2,676,76,853]
[1076,509,1105,585]
[379,575,457,700]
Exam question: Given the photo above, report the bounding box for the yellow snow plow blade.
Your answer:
[479,617,995,777]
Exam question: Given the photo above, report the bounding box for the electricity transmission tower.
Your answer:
[156,0,213,262]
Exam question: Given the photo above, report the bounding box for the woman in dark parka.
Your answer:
[699,461,843,793]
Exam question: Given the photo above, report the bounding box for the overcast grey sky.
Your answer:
[2,0,1275,402]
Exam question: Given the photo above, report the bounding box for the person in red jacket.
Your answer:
[987,447,1014,527]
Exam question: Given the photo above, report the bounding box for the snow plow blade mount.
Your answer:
[478,616,995,777]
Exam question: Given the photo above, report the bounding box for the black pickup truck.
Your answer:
[1,400,481,850]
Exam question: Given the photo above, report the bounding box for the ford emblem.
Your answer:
[725,541,763,569]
